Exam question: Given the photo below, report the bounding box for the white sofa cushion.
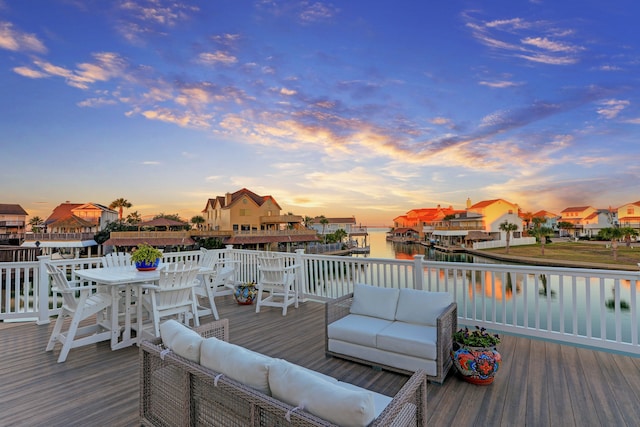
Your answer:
[336,381,393,420]
[200,337,272,395]
[269,359,375,427]
[376,321,438,360]
[271,358,338,384]
[328,314,394,347]
[159,319,203,363]
[395,289,452,326]
[350,284,400,321]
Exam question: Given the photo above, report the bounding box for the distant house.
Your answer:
[309,217,357,235]
[393,205,463,240]
[21,202,115,256]
[467,199,522,240]
[617,201,640,231]
[201,188,317,250]
[583,209,616,238]
[559,206,613,238]
[387,227,419,242]
[531,210,561,231]
[0,204,28,236]
[44,202,118,233]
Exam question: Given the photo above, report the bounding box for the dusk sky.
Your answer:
[1,0,639,226]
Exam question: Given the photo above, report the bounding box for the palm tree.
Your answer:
[318,215,329,243]
[598,227,624,260]
[499,220,519,254]
[28,216,43,232]
[522,211,534,230]
[126,211,142,225]
[530,217,554,255]
[109,198,132,221]
[304,216,314,229]
[191,215,206,230]
[333,229,348,244]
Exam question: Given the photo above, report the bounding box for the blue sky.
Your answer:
[1,0,639,225]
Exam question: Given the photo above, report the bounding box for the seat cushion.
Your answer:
[200,337,272,395]
[269,359,375,427]
[159,319,203,363]
[376,321,438,360]
[395,289,452,326]
[328,314,394,347]
[350,284,400,321]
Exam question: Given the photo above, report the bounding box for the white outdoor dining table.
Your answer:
[74,266,158,350]
[74,265,214,350]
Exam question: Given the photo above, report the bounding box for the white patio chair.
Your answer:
[139,261,202,339]
[103,252,132,268]
[196,261,238,320]
[45,263,113,363]
[255,254,300,316]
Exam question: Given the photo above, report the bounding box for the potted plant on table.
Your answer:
[451,326,502,385]
[131,243,163,271]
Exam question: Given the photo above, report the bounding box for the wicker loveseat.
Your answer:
[326,284,457,384]
[140,319,428,426]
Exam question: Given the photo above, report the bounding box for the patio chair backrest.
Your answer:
[198,248,220,268]
[257,255,292,286]
[46,263,78,311]
[156,261,201,306]
[104,252,132,268]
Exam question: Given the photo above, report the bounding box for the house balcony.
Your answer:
[23,232,96,241]
[259,214,304,224]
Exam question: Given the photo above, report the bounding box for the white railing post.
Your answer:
[295,249,306,302]
[36,255,51,325]
[413,255,424,290]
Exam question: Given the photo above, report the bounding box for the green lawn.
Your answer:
[481,242,640,268]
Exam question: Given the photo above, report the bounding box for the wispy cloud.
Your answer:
[116,0,199,43]
[0,21,46,53]
[464,12,583,65]
[597,99,629,119]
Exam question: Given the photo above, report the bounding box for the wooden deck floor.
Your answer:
[2,295,640,427]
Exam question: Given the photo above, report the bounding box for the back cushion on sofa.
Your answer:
[200,337,272,395]
[159,319,203,363]
[395,289,453,326]
[350,283,400,321]
[269,359,375,427]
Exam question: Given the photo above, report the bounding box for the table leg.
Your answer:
[110,285,121,349]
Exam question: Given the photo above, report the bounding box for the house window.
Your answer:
[239,209,250,216]
[628,208,634,214]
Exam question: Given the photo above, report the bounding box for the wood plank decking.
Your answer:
[2,295,640,427]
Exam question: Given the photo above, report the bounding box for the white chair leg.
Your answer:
[58,311,84,363]
[46,313,66,351]
[255,287,264,313]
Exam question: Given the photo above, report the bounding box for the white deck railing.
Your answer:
[1,248,639,355]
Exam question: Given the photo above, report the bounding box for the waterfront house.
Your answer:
[466,198,522,239]
[309,216,357,235]
[200,188,318,251]
[531,210,561,232]
[617,200,640,231]
[0,203,28,243]
[393,205,463,241]
[21,202,116,257]
[559,206,616,238]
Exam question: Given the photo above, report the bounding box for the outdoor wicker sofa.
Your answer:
[326,284,457,384]
[140,318,428,427]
